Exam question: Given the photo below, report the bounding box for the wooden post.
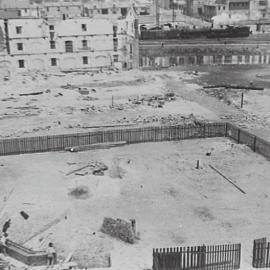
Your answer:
[112,95,114,107]
[196,160,199,169]
[237,129,241,144]
[241,92,244,108]
[253,136,257,152]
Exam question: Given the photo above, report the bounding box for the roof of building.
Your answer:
[139,9,211,26]
[0,0,31,9]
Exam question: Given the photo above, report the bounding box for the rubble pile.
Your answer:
[67,161,108,177]
[201,87,242,106]
[101,218,136,244]
[128,92,176,108]
[91,161,108,176]
[113,113,206,126]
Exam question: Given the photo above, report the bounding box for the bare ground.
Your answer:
[0,138,270,269]
[0,66,270,269]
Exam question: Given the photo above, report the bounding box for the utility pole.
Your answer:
[156,0,160,27]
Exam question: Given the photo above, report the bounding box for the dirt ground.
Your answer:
[0,138,270,270]
[0,65,270,269]
[0,65,270,141]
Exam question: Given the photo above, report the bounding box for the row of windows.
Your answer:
[14,39,117,52]
[15,23,88,34]
[18,55,119,68]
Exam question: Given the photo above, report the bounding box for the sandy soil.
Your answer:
[0,65,270,141]
[0,138,270,270]
[0,65,270,269]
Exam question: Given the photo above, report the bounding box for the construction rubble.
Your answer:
[113,113,207,126]
[101,218,137,244]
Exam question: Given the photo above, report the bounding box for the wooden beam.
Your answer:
[209,165,246,194]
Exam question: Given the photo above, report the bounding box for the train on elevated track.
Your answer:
[140,25,251,40]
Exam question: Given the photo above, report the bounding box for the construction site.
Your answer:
[0,64,269,270]
[0,0,270,268]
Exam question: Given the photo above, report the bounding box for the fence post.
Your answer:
[237,129,241,144]
[225,122,228,137]
[253,136,257,152]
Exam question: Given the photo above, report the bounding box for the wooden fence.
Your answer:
[153,243,241,270]
[1,122,270,160]
[226,123,270,160]
[0,123,226,156]
[253,237,270,268]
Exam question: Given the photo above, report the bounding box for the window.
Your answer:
[49,25,54,31]
[82,56,88,64]
[112,5,117,14]
[18,59,25,68]
[50,41,56,49]
[113,38,118,52]
[82,40,87,48]
[113,25,117,37]
[81,24,87,31]
[16,26,22,34]
[17,43,23,50]
[121,8,127,16]
[65,40,73,52]
[101,8,108,14]
[113,55,118,62]
[51,58,57,66]
[17,10,22,16]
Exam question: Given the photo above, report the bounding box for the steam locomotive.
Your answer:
[140,25,251,40]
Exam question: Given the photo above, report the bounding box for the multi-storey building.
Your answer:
[0,7,138,75]
[188,0,269,20]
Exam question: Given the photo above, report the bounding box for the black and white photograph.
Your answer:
[0,0,270,270]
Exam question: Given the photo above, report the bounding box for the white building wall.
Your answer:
[4,15,137,73]
[8,18,47,39]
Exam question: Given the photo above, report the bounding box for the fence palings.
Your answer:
[153,243,241,270]
[252,238,270,268]
[0,123,227,156]
[226,123,270,160]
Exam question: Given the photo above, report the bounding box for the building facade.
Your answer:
[0,8,138,75]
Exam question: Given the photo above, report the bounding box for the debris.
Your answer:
[20,211,29,220]
[209,165,246,194]
[22,202,35,205]
[65,141,126,152]
[19,91,44,96]
[101,217,136,244]
[92,170,104,176]
[75,172,88,176]
[2,219,11,234]
[78,88,89,95]
[66,165,91,176]
[64,252,73,263]
[203,85,264,91]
